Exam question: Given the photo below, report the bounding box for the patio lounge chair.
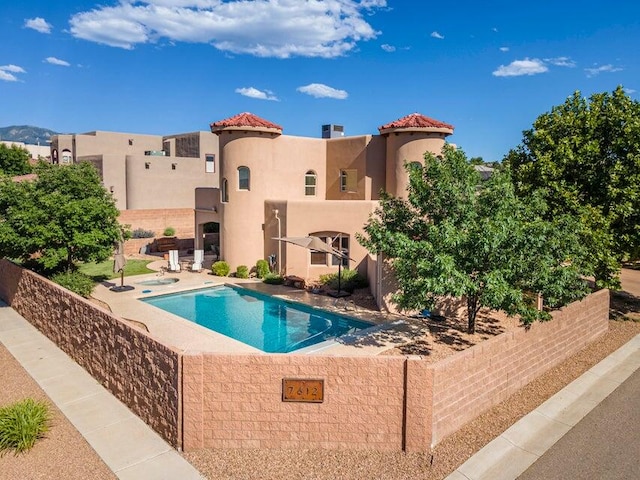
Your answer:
[168,249,181,272]
[191,249,204,272]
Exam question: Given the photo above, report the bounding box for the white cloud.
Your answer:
[297,83,348,99]
[381,43,395,52]
[430,31,444,39]
[68,0,386,58]
[235,87,278,101]
[623,87,636,95]
[25,17,52,34]
[45,57,71,67]
[493,58,548,77]
[585,64,623,77]
[499,46,509,52]
[492,27,498,32]
[545,56,576,67]
[0,64,26,82]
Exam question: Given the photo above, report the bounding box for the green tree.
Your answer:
[0,143,32,176]
[0,162,122,272]
[505,86,640,287]
[358,146,590,333]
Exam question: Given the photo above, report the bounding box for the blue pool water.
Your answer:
[141,286,373,353]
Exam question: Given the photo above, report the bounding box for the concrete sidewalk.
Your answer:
[0,302,204,480]
[446,332,640,480]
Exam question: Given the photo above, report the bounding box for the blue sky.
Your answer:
[1,0,638,161]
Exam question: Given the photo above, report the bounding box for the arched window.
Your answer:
[238,166,250,190]
[409,161,422,171]
[61,149,72,164]
[305,170,317,196]
[221,178,228,203]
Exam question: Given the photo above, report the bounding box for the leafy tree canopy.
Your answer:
[0,162,122,272]
[358,145,591,333]
[505,86,640,287]
[0,143,32,176]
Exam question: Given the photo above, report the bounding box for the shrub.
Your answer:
[255,259,270,279]
[211,261,230,276]
[319,268,368,293]
[131,228,155,239]
[263,273,284,285]
[51,271,95,297]
[0,398,51,455]
[162,226,176,237]
[236,265,249,279]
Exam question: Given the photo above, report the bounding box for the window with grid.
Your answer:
[238,166,250,190]
[305,170,317,196]
[340,169,357,192]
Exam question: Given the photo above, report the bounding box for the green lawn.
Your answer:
[78,258,155,282]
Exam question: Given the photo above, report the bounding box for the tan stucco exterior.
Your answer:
[195,114,453,311]
[50,112,453,311]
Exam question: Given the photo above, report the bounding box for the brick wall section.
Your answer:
[181,354,414,451]
[0,258,610,452]
[0,259,182,448]
[119,208,195,239]
[429,288,609,445]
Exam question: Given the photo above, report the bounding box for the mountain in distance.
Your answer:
[0,125,61,145]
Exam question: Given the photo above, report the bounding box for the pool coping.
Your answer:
[91,272,418,357]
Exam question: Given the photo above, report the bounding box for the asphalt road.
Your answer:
[518,366,640,479]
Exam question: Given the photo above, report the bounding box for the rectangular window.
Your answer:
[310,237,328,265]
[205,154,215,173]
[332,236,349,266]
[340,169,357,192]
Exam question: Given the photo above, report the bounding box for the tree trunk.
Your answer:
[467,295,478,334]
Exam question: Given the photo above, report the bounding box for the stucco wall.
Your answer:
[0,260,182,447]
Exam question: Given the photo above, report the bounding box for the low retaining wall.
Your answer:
[0,259,182,448]
[429,288,610,445]
[181,354,432,451]
[0,259,610,451]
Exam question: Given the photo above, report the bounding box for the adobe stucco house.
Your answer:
[195,112,454,310]
[50,112,454,310]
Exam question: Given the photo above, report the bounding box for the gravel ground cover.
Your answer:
[0,345,116,480]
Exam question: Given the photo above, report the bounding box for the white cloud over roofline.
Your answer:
[493,58,548,77]
[68,0,386,58]
[45,57,71,67]
[0,65,26,82]
[25,17,52,34]
[235,87,279,101]
[297,83,348,99]
[584,64,623,77]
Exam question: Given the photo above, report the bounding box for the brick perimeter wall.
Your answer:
[429,288,609,445]
[0,259,182,447]
[119,208,195,239]
[181,354,423,451]
[0,259,610,452]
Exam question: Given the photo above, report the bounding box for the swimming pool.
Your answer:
[141,286,373,353]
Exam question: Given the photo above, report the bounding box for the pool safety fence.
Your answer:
[0,259,609,452]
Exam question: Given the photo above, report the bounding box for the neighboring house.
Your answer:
[195,112,454,310]
[50,130,219,210]
[1,140,50,163]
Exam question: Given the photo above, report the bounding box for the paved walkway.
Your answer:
[446,332,640,480]
[0,302,204,480]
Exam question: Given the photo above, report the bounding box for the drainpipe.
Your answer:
[273,209,281,274]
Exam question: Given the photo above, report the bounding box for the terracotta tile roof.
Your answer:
[210,112,282,131]
[379,113,454,132]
